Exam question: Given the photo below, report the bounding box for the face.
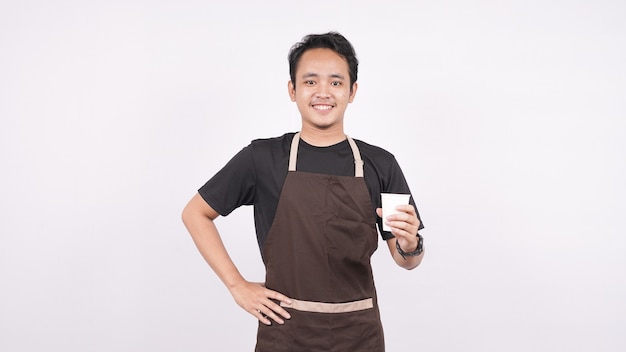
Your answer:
[288,48,358,132]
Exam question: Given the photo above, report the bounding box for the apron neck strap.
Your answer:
[288,132,364,178]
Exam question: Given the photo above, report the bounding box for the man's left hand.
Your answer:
[376,204,420,251]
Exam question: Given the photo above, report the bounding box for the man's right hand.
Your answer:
[229,281,292,325]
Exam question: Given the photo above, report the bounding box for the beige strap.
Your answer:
[288,133,364,177]
[280,297,373,314]
[288,132,301,171]
[346,135,364,178]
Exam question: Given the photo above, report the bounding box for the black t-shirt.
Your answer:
[198,132,424,250]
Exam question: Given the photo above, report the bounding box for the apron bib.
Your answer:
[255,133,385,352]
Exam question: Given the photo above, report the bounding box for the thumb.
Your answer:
[376,208,383,218]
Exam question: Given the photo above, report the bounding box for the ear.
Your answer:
[348,82,358,103]
[288,80,296,102]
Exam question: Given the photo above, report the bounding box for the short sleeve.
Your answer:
[198,145,256,216]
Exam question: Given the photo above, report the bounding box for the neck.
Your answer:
[299,127,346,147]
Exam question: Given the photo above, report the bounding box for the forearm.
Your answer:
[182,195,245,289]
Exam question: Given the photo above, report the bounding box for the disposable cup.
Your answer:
[381,193,410,231]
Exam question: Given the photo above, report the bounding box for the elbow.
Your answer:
[181,194,219,231]
[181,205,191,229]
[181,201,196,230]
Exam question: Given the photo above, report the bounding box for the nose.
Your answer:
[315,84,330,99]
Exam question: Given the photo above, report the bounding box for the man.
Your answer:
[182,32,425,351]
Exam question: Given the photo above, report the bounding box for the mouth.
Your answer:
[312,104,334,111]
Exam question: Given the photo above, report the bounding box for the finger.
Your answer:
[264,290,292,320]
[251,307,272,325]
[387,209,420,228]
[395,204,416,215]
[376,208,383,218]
[259,305,286,325]
[387,223,415,238]
[265,289,292,305]
[386,213,416,228]
[254,295,291,325]
[386,217,419,237]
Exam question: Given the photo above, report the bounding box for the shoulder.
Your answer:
[221,133,294,171]
[352,138,396,164]
[250,132,296,153]
[246,133,296,172]
[352,137,407,187]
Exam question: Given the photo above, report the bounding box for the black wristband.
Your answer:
[396,233,424,259]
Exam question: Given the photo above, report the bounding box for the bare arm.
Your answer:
[181,193,292,325]
[377,205,425,270]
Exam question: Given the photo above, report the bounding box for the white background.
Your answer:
[1,0,625,351]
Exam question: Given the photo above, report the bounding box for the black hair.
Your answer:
[288,32,359,89]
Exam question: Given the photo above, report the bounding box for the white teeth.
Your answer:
[313,105,333,110]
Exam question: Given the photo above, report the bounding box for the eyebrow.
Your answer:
[301,72,346,80]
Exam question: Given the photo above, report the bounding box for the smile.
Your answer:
[312,105,334,111]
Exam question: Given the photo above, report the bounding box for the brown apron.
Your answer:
[255,133,385,352]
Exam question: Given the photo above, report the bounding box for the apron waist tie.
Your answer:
[280,298,373,314]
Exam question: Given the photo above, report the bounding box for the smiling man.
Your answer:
[182,32,425,352]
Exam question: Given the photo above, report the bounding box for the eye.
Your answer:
[331,81,342,87]
[304,80,315,86]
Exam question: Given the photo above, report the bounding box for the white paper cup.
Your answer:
[381,193,410,231]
